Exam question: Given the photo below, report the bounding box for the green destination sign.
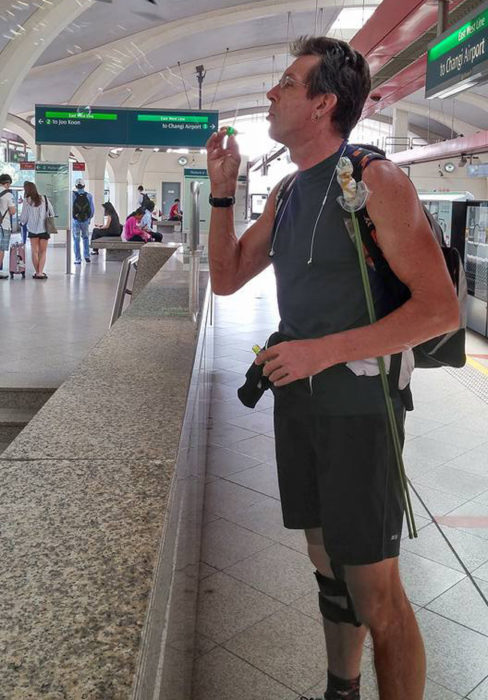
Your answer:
[184,168,208,178]
[426,1,488,98]
[35,105,219,148]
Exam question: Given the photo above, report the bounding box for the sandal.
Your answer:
[33,273,48,279]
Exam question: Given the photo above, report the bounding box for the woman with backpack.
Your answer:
[19,181,55,280]
[90,201,122,255]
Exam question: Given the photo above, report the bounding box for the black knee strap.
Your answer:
[314,570,362,627]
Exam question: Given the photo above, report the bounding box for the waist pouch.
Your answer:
[237,332,412,413]
[237,331,291,408]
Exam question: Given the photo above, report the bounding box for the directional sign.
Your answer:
[426,1,488,98]
[35,105,219,149]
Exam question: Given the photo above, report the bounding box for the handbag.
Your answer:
[44,195,57,234]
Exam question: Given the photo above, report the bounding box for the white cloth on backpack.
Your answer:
[346,349,414,390]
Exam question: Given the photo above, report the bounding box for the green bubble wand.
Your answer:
[336,157,417,539]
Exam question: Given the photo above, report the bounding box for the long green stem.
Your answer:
[350,212,417,539]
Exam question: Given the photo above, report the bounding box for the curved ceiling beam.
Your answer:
[103,43,289,108]
[31,0,366,76]
[449,92,488,111]
[394,100,475,137]
[0,0,92,131]
[144,73,275,110]
[69,0,366,105]
[5,114,36,152]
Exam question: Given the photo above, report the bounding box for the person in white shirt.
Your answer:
[0,173,16,280]
[19,181,55,280]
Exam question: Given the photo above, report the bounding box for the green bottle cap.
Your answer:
[226,126,237,136]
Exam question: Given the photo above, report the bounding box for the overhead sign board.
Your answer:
[35,105,219,149]
[426,1,488,99]
[184,168,208,178]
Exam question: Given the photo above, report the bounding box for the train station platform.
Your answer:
[195,268,488,700]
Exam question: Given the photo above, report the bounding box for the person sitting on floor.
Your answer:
[123,207,162,243]
[90,201,123,255]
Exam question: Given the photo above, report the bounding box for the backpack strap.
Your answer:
[346,146,413,405]
[269,172,297,255]
[0,189,12,225]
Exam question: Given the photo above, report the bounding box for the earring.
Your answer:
[313,113,320,121]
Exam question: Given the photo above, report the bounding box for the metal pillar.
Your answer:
[189,181,201,320]
[437,0,449,35]
[196,65,206,111]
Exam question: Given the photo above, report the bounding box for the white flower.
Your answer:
[336,156,369,212]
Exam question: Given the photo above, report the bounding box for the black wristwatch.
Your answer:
[209,193,235,207]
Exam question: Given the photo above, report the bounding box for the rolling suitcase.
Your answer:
[9,242,26,279]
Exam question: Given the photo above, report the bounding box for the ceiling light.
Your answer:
[330,6,376,30]
[428,74,482,100]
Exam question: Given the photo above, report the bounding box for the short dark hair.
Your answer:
[134,207,144,216]
[138,185,144,191]
[290,36,371,138]
[174,198,180,202]
[0,173,12,185]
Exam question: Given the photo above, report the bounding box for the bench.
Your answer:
[157,220,184,242]
[91,237,146,261]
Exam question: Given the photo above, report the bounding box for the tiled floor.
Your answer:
[195,267,488,700]
[0,246,124,388]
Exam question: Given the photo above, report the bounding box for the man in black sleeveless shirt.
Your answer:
[206,37,459,700]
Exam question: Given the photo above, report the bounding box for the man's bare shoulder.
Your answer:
[362,158,410,191]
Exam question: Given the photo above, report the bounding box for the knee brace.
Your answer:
[314,566,362,627]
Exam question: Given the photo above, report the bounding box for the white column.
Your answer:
[391,108,410,153]
[112,181,128,221]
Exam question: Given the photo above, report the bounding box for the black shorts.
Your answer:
[28,232,50,240]
[273,377,406,566]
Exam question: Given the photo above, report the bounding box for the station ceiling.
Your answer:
[1,0,487,144]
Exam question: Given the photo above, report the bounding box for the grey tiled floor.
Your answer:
[195,267,488,700]
[0,246,123,388]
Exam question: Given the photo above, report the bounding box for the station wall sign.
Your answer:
[35,105,219,149]
[426,2,488,99]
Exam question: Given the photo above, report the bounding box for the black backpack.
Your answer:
[140,193,152,210]
[73,191,91,222]
[274,144,467,372]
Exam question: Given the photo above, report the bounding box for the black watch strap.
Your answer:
[209,193,235,207]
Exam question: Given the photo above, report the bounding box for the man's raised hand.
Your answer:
[206,127,241,197]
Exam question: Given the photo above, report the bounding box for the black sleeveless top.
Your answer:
[106,211,121,235]
[270,145,398,413]
[271,145,388,340]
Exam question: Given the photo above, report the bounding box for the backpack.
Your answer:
[140,193,152,211]
[274,144,467,372]
[73,191,91,222]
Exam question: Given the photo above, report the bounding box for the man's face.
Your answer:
[266,55,322,145]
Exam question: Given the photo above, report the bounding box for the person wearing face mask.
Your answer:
[72,178,95,264]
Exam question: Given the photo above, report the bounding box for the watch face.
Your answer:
[178,156,188,166]
[443,162,455,173]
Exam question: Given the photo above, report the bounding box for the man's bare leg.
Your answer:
[306,529,367,682]
[345,557,426,700]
